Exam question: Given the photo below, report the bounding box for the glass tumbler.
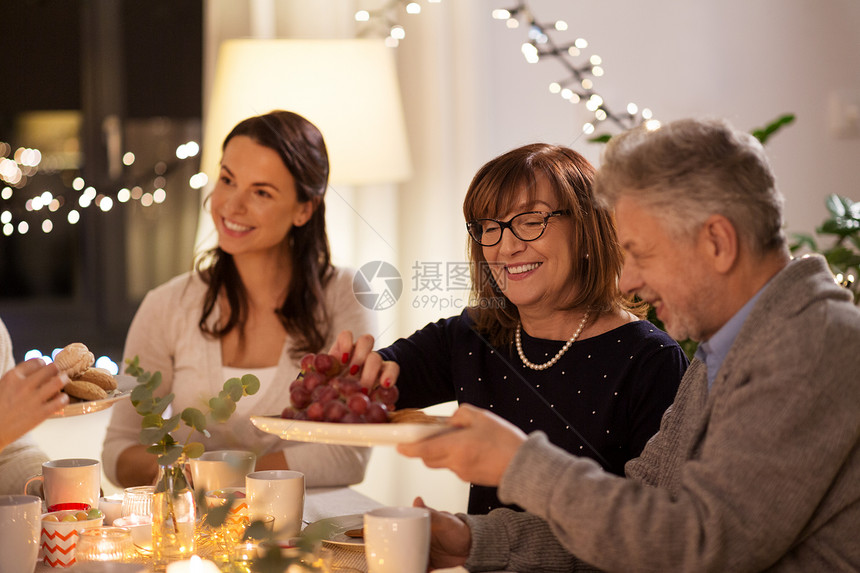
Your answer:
[75,526,137,563]
[122,485,155,520]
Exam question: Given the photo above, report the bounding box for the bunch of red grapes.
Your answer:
[280,352,399,423]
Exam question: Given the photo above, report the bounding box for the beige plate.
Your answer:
[250,415,452,447]
[302,513,365,550]
[50,374,136,418]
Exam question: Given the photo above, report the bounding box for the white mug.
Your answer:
[245,470,304,538]
[24,458,101,511]
[364,506,430,573]
[0,495,42,573]
[189,450,256,493]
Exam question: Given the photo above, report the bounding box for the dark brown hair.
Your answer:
[463,143,642,348]
[196,110,333,358]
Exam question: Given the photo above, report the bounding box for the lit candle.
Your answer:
[165,555,221,573]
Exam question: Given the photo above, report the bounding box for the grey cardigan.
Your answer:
[464,255,860,572]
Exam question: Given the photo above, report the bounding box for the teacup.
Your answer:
[190,450,256,493]
[0,495,41,573]
[24,458,101,511]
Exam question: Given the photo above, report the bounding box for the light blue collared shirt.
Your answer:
[694,286,766,390]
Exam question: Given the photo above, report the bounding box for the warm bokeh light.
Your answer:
[190,172,208,190]
[123,152,135,166]
[95,355,119,375]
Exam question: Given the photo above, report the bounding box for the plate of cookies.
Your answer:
[50,342,136,418]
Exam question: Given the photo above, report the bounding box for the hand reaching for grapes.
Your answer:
[281,346,401,424]
[329,330,401,391]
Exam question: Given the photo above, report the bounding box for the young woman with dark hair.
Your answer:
[103,111,376,489]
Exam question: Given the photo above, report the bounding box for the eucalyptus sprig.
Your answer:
[124,356,261,467]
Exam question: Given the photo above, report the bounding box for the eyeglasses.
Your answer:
[466,210,569,247]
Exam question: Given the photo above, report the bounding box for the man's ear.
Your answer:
[293,199,317,227]
[700,214,738,274]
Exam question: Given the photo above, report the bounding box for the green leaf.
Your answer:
[158,446,183,468]
[131,384,153,407]
[181,408,207,433]
[751,113,795,144]
[140,426,169,446]
[788,233,818,253]
[242,374,261,395]
[222,378,244,402]
[141,413,164,428]
[183,442,206,459]
[162,413,182,434]
[151,393,174,417]
[244,518,274,542]
[588,133,613,144]
[146,371,163,391]
[209,397,237,423]
[826,245,860,269]
[825,194,847,217]
[820,217,860,238]
[204,501,233,528]
[124,356,143,377]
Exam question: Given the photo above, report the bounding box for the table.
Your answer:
[33,487,382,573]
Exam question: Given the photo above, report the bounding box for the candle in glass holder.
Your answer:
[75,526,137,563]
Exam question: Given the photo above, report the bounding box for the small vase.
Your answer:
[151,462,196,570]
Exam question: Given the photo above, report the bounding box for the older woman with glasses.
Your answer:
[333,143,687,514]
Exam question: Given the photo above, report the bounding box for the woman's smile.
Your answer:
[221,217,254,236]
[505,262,542,280]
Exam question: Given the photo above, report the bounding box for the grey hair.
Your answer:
[593,117,786,256]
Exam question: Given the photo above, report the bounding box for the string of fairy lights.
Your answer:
[355,0,659,139]
[0,138,208,238]
[2,0,654,239]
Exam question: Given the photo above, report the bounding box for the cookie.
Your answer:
[54,343,94,379]
[75,367,117,391]
[388,408,440,424]
[63,379,108,401]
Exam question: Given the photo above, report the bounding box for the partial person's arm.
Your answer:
[0,359,69,452]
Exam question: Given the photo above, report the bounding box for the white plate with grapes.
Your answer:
[252,353,454,446]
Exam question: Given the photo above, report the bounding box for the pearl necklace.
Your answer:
[515,309,591,371]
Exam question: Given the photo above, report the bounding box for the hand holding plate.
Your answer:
[397,404,527,487]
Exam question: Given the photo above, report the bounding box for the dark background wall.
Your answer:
[0,0,203,363]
